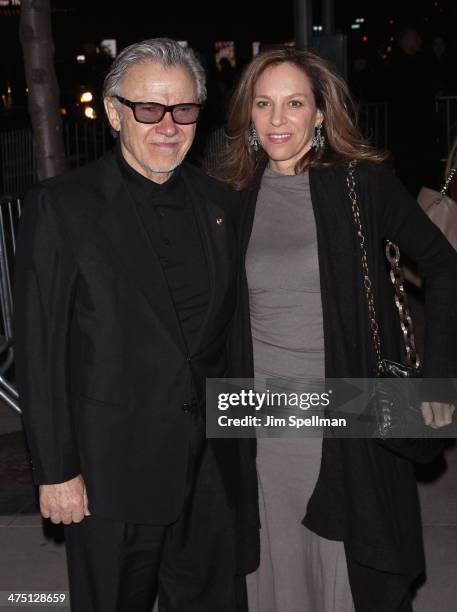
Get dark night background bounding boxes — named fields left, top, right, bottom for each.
left=1, top=0, right=457, bottom=195
left=2, top=0, right=457, bottom=100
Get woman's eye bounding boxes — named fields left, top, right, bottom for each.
left=256, top=100, right=269, bottom=108
left=289, top=100, right=303, bottom=108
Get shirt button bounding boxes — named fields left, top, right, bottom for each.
left=182, top=402, right=191, bottom=413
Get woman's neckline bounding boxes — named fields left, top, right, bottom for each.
left=263, top=166, right=309, bottom=180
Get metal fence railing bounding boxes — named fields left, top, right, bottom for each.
left=0, top=195, right=21, bottom=415
left=358, top=101, right=389, bottom=150
left=0, top=128, right=36, bottom=197
left=435, top=96, right=457, bottom=159
left=0, top=118, right=114, bottom=198
left=63, top=118, right=113, bottom=170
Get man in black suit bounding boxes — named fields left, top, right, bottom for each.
left=14, top=38, right=258, bottom=611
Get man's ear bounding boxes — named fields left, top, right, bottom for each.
left=104, top=97, right=121, bottom=133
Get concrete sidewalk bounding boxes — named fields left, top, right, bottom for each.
left=413, top=441, right=457, bottom=612
left=0, top=515, right=69, bottom=612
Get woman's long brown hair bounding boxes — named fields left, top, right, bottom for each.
left=214, top=47, right=387, bottom=190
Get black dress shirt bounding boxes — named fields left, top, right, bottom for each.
left=115, top=143, right=209, bottom=354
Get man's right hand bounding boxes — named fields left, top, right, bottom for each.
left=39, top=474, right=90, bottom=525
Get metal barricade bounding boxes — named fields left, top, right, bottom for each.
left=0, top=195, right=21, bottom=414
left=435, top=95, right=457, bottom=160
left=0, top=119, right=113, bottom=198
left=0, top=128, right=36, bottom=197
left=358, top=101, right=389, bottom=150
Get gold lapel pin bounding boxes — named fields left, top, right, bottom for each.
left=216, top=216, right=224, bottom=225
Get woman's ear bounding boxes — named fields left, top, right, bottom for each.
left=315, top=109, right=324, bottom=127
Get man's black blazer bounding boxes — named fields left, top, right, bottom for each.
left=14, top=148, right=242, bottom=526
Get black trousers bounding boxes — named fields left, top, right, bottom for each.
left=64, top=423, right=237, bottom=612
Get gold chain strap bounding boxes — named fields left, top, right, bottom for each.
left=347, top=161, right=383, bottom=373
left=346, top=160, right=420, bottom=372
left=384, top=242, right=420, bottom=368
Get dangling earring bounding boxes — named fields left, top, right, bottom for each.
left=248, top=122, right=260, bottom=152
left=312, top=122, right=325, bottom=151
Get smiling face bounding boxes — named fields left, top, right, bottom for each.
left=251, top=62, right=323, bottom=175
left=104, top=61, right=198, bottom=183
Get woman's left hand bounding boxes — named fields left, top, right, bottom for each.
left=420, top=402, right=456, bottom=428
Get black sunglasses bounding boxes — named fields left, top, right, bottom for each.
left=115, top=96, right=202, bottom=125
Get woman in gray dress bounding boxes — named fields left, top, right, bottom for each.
left=217, top=48, right=457, bottom=611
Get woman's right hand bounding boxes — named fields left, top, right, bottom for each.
left=420, top=401, right=455, bottom=428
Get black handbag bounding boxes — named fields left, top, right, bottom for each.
left=347, top=160, right=445, bottom=463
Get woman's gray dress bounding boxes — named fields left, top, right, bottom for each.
left=245, top=167, right=355, bottom=612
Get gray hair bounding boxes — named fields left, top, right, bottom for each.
left=103, top=38, right=206, bottom=103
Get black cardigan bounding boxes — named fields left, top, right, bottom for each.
left=231, top=160, right=457, bottom=580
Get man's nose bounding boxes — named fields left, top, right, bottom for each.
left=156, top=110, right=179, bottom=136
